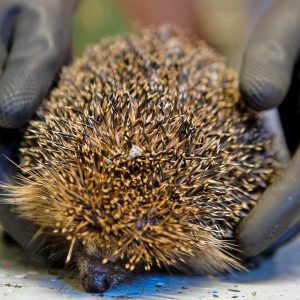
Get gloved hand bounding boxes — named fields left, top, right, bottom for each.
left=0, top=0, right=78, bottom=248
left=238, top=0, right=300, bottom=256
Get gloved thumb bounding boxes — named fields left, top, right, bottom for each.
left=0, top=2, right=73, bottom=129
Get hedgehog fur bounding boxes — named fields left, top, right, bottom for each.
left=2, top=27, right=280, bottom=292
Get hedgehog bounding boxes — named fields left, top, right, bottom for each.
left=1, top=27, right=281, bottom=293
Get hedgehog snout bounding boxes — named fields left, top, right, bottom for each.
left=80, top=263, right=130, bottom=293
left=81, top=268, right=114, bottom=293
left=78, top=252, right=131, bottom=293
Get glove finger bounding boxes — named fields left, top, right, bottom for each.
left=0, top=4, right=72, bottom=129
left=0, top=6, right=20, bottom=71
left=237, top=146, right=300, bottom=256
left=240, top=0, right=300, bottom=111
left=262, top=221, right=300, bottom=256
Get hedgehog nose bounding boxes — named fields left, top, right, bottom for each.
left=81, top=270, right=112, bottom=293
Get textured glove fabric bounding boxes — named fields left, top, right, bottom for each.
left=0, top=0, right=77, bottom=250
left=238, top=0, right=300, bottom=256
left=0, top=0, right=77, bottom=128
left=238, top=147, right=300, bottom=256
left=240, top=0, right=300, bottom=111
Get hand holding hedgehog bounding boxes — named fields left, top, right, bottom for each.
left=0, top=0, right=299, bottom=294
left=0, top=0, right=77, bottom=246
left=0, top=26, right=283, bottom=293
left=238, top=0, right=300, bottom=256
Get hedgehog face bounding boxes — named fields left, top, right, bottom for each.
left=77, top=247, right=131, bottom=293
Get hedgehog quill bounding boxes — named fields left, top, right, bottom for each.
left=2, top=27, right=280, bottom=293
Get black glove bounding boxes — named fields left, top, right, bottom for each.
left=238, top=0, right=300, bottom=256
left=0, top=0, right=78, bottom=248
